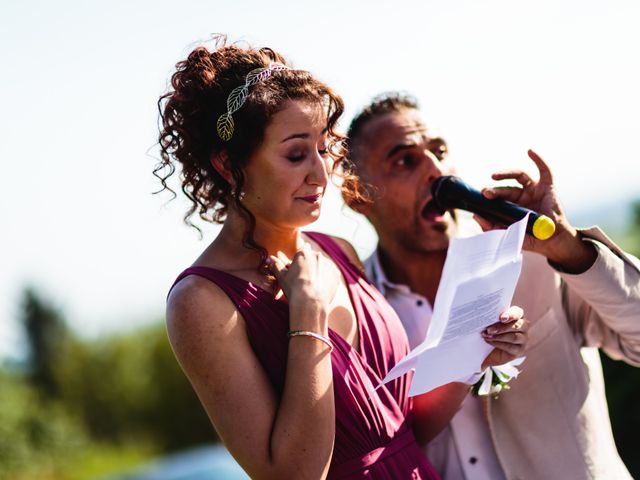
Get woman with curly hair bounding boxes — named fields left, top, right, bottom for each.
left=157, top=37, right=527, bottom=479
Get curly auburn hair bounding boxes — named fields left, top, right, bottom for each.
left=154, top=36, right=365, bottom=269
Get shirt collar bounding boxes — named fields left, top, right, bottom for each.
left=369, top=214, right=480, bottom=296
left=369, top=248, right=414, bottom=296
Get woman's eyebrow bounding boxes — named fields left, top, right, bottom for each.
left=281, top=132, right=310, bottom=143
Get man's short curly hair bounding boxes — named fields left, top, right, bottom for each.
left=346, top=92, right=419, bottom=168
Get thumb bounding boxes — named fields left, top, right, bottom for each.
left=267, top=255, right=288, bottom=281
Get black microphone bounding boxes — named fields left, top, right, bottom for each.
left=431, top=175, right=556, bottom=240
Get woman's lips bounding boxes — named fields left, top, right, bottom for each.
left=299, top=194, right=322, bottom=204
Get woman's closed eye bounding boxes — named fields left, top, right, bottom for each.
left=287, top=147, right=329, bottom=163
left=286, top=150, right=306, bottom=162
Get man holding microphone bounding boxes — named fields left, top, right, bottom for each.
left=344, top=92, right=640, bottom=479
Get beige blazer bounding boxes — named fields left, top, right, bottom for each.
left=485, top=228, right=640, bottom=479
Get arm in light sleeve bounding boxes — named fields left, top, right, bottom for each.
left=559, top=227, right=640, bottom=365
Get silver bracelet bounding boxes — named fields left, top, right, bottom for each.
left=287, top=330, right=334, bottom=353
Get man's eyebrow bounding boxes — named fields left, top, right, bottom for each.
left=386, top=143, right=417, bottom=159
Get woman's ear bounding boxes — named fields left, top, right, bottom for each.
left=210, top=151, right=234, bottom=186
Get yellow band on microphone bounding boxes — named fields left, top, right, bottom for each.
left=532, top=215, right=556, bottom=240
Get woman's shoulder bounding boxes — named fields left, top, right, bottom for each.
left=166, top=273, right=242, bottom=354
left=168, top=272, right=228, bottom=313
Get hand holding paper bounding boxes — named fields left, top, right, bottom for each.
left=381, top=216, right=529, bottom=396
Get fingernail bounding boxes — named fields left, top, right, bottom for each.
left=500, top=313, right=510, bottom=322
left=487, top=326, right=497, bottom=334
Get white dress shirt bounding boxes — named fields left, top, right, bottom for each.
left=365, top=250, right=506, bottom=480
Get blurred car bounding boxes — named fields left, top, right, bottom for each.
left=105, top=443, right=249, bottom=480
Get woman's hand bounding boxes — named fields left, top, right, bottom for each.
left=267, top=243, right=340, bottom=333
left=480, top=306, right=529, bottom=369
left=412, top=306, right=528, bottom=444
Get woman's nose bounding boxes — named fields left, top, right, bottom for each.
left=306, top=151, right=329, bottom=185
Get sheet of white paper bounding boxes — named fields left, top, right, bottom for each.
left=382, top=215, right=528, bottom=396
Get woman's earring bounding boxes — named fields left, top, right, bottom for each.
left=239, top=191, right=246, bottom=200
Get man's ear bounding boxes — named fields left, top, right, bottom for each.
left=210, top=151, right=234, bottom=186
left=345, top=196, right=372, bottom=216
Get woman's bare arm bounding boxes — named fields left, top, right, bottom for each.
left=166, top=274, right=335, bottom=479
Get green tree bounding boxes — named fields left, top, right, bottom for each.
left=630, top=199, right=640, bottom=256
left=19, top=287, right=70, bottom=397
left=53, top=323, right=215, bottom=449
left=4, top=288, right=214, bottom=479
left=600, top=197, right=640, bottom=477
left=0, top=369, right=87, bottom=479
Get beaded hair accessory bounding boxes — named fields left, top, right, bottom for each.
left=216, top=62, right=291, bottom=141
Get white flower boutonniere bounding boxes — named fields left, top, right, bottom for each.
left=471, top=357, right=525, bottom=398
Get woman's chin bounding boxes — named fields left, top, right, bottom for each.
left=291, top=209, right=322, bottom=228
left=309, top=205, right=323, bottom=220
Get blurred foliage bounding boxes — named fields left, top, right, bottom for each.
left=630, top=199, right=640, bottom=256
left=600, top=354, right=640, bottom=477
left=53, top=323, right=214, bottom=449
left=0, top=371, right=151, bottom=479
left=600, top=197, right=640, bottom=477
left=0, top=370, right=86, bottom=478
left=1, top=289, right=215, bottom=479
left=615, top=199, right=640, bottom=257
left=20, top=287, right=70, bottom=397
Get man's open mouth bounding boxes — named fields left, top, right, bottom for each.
left=421, top=198, right=447, bottom=221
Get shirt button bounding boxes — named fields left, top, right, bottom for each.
left=416, top=300, right=424, bottom=306
left=469, top=457, right=478, bottom=465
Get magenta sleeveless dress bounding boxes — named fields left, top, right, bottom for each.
left=171, top=232, right=439, bottom=479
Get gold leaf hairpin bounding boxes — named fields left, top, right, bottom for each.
left=216, top=62, right=290, bottom=142
left=216, top=113, right=234, bottom=142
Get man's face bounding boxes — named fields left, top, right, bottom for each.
left=355, top=108, right=456, bottom=255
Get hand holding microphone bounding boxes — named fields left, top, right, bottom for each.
left=432, top=149, right=598, bottom=273
left=431, top=175, right=556, bottom=240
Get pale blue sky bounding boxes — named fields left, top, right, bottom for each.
left=2, top=0, right=639, bottom=358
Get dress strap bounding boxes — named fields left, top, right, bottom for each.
left=305, top=232, right=361, bottom=280
left=169, top=266, right=238, bottom=298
